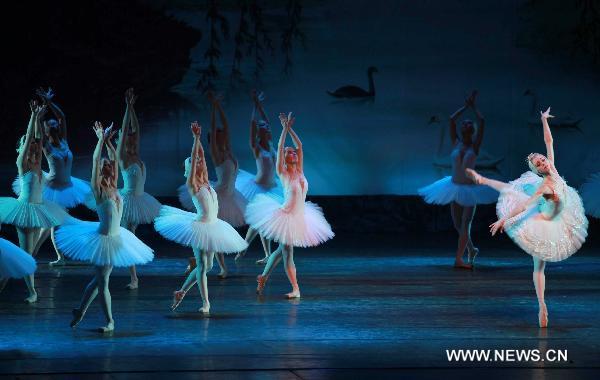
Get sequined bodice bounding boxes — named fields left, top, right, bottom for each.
left=214, top=159, right=237, bottom=193
left=451, top=146, right=476, bottom=184
left=18, top=171, right=44, bottom=204
left=255, top=148, right=276, bottom=187
left=281, top=174, right=308, bottom=213
left=192, top=186, right=219, bottom=223
left=96, top=195, right=123, bottom=236
left=122, top=162, right=145, bottom=195
left=45, top=142, right=73, bottom=187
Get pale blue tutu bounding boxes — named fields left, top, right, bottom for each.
left=0, top=238, right=36, bottom=278
left=12, top=173, right=92, bottom=209
left=419, top=176, right=498, bottom=207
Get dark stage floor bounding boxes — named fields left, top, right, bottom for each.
left=1, top=232, right=599, bottom=379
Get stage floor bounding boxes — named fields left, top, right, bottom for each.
left=1, top=232, right=599, bottom=379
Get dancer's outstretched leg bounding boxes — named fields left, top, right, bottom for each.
left=49, top=227, right=67, bottom=267
left=18, top=227, right=38, bottom=303
left=466, top=169, right=508, bottom=192
left=194, top=248, right=212, bottom=314
left=282, top=245, right=300, bottom=298
left=236, top=227, right=258, bottom=260
left=125, top=224, right=139, bottom=289
left=533, top=258, right=548, bottom=328
left=71, top=276, right=99, bottom=327
left=257, top=244, right=283, bottom=294
left=96, top=265, right=114, bottom=332
left=215, top=253, right=227, bottom=278
left=172, top=264, right=198, bottom=311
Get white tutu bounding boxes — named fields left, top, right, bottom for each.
left=245, top=194, right=334, bottom=247
left=497, top=171, right=588, bottom=262
left=235, top=169, right=283, bottom=201
left=154, top=206, right=248, bottom=253
left=580, top=172, right=600, bottom=218
left=0, top=197, right=68, bottom=228
left=179, top=184, right=248, bottom=227
left=120, top=191, right=162, bottom=225
left=12, top=173, right=92, bottom=209
left=54, top=218, right=154, bottom=267
left=0, top=238, right=36, bottom=278
left=419, top=176, right=498, bottom=206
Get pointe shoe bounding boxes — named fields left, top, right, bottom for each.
left=234, top=251, right=245, bottom=261
left=256, top=256, right=269, bottom=265
left=285, top=290, right=301, bottom=299
left=70, top=308, right=84, bottom=328
left=465, top=168, right=483, bottom=185
left=199, top=304, right=210, bottom=315
left=24, top=292, right=38, bottom=304
left=98, top=321, right=115, bottom=333
left=468, top=248, right=479, bottom=265
left=49, top=258, right=66, bottom=267
left=184, top=257, right=197, bottom=276
left=256, top=275, right=267, bottom=295
left=453, top=260, right=473, bottom=270
left=539, top=305, right=548, bottom=328
left=171, top=290, right=187, bottom=311
left=125, top=279, right=139, bottom=290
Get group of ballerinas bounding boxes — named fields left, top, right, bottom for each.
left=0, top=88, right=334, bottom=332
left=419, top=91, right=592, bottom=328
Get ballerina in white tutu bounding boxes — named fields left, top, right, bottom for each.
left=234, top=91, right=284, bottom=264
left=0, top=100, right=67, bottom=303
left=155, top=122, right=247, bottom=314
left=580, top=172, right=600, bottom=219
left=466, top=107, right=588, bottom=328
left=419, top=91, right=497, bottom=268
left=56, top=122, right=154, bottom=332
left=15, top=88, right=93, bottom=267
left=251, top=113, right=334, bottom=299
left=115, top=88, right=161, bottom=290
left=0, top=225, right=37, bottom=293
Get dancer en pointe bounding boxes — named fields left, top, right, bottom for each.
left=466, top=107, right=588, bottom=328
left=155, top=121, right=247, bottom=314
left=234, top=91, right=283, bottom=264
left=55, top=122, right=153, bottom=332
left=116, top=88, right=161, bottom=290
left=12, top=88, right=92, bottom=267
left=419, top=91, right=497, bottom=269
left=0, top=100, right=67, bottom=303
left=248, top=113, right=334, bottom=299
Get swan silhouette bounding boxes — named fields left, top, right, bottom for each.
left=524, top=89, right=583, bottom=131
left=327, top=67, right=378, bottom=98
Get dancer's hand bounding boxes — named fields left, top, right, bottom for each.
left=191, top=121, right=201, bottom=136
left=125, top=88, right=137, bottom=106
left=489, top=218, right=506, bottom=236
left=93, top=121, right=104, bottom=139
left=540, top=107, right=554, bottom=120
left=104, top=123, right=115, bottom=141
left=36, top=87, right=54, bottom=104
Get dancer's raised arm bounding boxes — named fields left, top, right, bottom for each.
left=187, top=122, right=208, bottom=192
left=276, top=113, right=290, bottom=176
left=286, top=116, right=303, bottom=173
left=489, top=185, right=551, bottom=236
left=91, top=122, right=105, bottom=196
left=117, top=91, right=132, bottom=163
left=105, top=124, right=118, bottom=185
left=128, top=89, right=140, bottom=150
left=449, top=91, right=476, bottom=145
left=37, top=87, right=67, bottom=141
left=17, top=101, right=43, bottom=175
left=540, top=107, right=554, bottom=164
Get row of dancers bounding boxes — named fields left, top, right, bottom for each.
left=0, top=88, right=598, bottom=331
left=0, top=88, right=334, bottom=332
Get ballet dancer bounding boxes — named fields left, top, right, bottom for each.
left=0, top=100, right=67, bottom=303
left=179, top=93, right=248, bottom=279
left=466, top=107, right=588, bottom=327
left=248, top=113, right=334, bottom=299
left=116, top=88, right=161, bottom=290
left=0, top=225, right=37, bottom=294
left=55, top=122, right=154, bottom=332
left=12, top=88, right=93, bottom=267
left=234, top=91, right=283, bottom=264
left=155, top=121, right=247, bottom=314
left=580, top=172, right=600, bottom=219
left=418, top=91, right=497, bottom=268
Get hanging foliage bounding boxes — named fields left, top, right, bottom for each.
left=281, top=0, right=306, bottom=75
left=572, top=0, right=600, bottom=64
left=197, top=0, right=230, bottom=93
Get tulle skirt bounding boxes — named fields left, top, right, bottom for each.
left=235, top=169, right=283, bottom=201
left=120, top=191, right=162, bottom=226
left=55, top=219, right=154, bottom=267
left=12, top=174, right=92, bottom=209
left=178, top=185, right=248, bottom=227
left=154, top=206, right=248, bottom=253
left=0, top=197, right=68, bottom=228
left=0, top=238, right=36, bottom=278
left=245, top=194, right=334, bottom=247
left=497, top=172, right=588, bottom=262
left=580, top=172, right=600, bottom=218
left=177, top=184, right=195, bottom=211
left=418, top=176, right=498, bottom=206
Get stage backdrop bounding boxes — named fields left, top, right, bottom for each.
left=2, top=0, right=599, bottom=196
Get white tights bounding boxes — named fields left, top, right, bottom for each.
left=76, top=265, right=114, bottom=328
left=261, top=244, right=299, bottom=293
